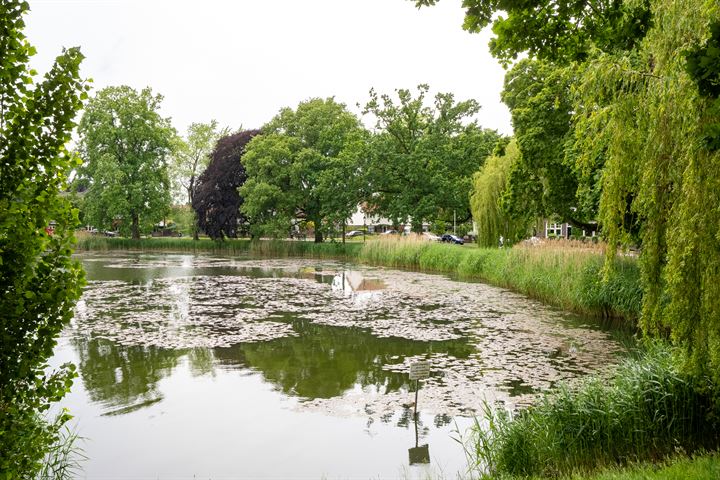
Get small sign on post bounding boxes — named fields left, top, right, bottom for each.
left=409, top=361, right=430, bottom=381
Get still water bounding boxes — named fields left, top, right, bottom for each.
left=51, top=252, right=630, bottom=479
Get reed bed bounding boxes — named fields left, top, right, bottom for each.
left=357, top=236, right=641, bottom=321
left=470, top=344, right=720, bottom=479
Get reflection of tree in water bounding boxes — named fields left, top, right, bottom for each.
left=216, top=319, right=475, bottom=399
left=72, top=320, right=474, bottom=412
left=72, top=336, right=185, bottom=412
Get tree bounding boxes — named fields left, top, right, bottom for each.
left=471, top=140, right=533, bottom=247
left=0, top=0, right=87, bottom=475
left=192, top=130, right=260, bottom=240
left=171, top=121, right=228, bottom=239
left=362, top=85, right=500, bottom=232
left=412, top=0, right=652, bottom=64
left=573, top=0, right=720, bottom=380
left=78, top=86, right=176, bottom=239
left=501, top=59, right=598, bottom=231
left=240, top=98, right=368, bottom=243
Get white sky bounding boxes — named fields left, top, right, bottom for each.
left=25, top=0, right=512, bottom=137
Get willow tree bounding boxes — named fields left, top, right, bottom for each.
left=420, top=0, right=720, bottom=380
left=573, top=0, right=720, bottom=379
left=470, top=140, right=532, bottom=247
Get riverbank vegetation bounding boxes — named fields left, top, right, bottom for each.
left=469, top=344, right=719, bottom=479
left=415, top=0, right=720, bottom=476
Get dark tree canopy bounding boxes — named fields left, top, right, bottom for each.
left=193, top=130, right=260, bottom=240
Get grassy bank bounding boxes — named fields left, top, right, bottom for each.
left=358, top=237, right=641, bottom=320
left=470, top=345, right=720, bottom=479
left=76, top=235, right=641, bottom=321
left=567, top=453, right=720, bottom=480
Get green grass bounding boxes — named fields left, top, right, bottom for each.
left=357, top=237, right=641, bottom=321
left=470, top=344, right=720, bottom=479
left=76, top=235, right=642, bottom=321
left=565, top=453, right=720, bottom=480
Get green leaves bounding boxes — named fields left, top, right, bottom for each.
left=362, top=85, right=499, bottom=232
left=0, top=1, right=87, bottom=475
left=77, top=86, right=176, bottom=239
left=241, top=98, right=367, bottom=242
left=413, top=0, right=652, bottom=64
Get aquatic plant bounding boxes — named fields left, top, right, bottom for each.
left=469, top=344, right=720, bottom=478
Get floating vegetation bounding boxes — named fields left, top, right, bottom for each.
left=71, top=253, right=629, bottom=418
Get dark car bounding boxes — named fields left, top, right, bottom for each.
left=441, top=234, right=464, bottom=245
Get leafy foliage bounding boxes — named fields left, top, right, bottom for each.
left=171, top=120, right=228, bottom=205
left=193, top=130, right=260, bottom=240
left=362, top=85, right=500, bottom=232
left=240, top=98, right=367, bottom=242
left=78, top=86, right=176, bottom=239
left=0, top=0, right=87, bottom=475
left=412, top=0, right=652, bottom=64
left=171, top=121, right=228, bottom=239
left=470, top=140, right=533, bottom=247
left=685, top=21, right=720, bottom=150
left=502, top=59, right=599, bottom=230
left=571, top=0, right=720, bottom=381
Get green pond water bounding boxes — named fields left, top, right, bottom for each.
left=50, top=252, right=630, bottom=479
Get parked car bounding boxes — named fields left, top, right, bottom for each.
left=441, top=234, right=464, bottom=245
left=381, top=229, right=399, bottom=235
left=423, top=232, right=441, bottom=242
left=346, top=230, right=365, bottom=237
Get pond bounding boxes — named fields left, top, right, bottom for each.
left=51, top=252, right=630, bottom=478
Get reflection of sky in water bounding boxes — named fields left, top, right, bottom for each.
left=55, top=253, right=632, bottom=478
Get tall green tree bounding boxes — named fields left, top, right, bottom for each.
left=573, top=0, right=720, bottom=380
left=362, top=85, right=499, bottom=232
left=78, top=86, right=176, bottom=239
left=240, top=98, right=368, bottom=243
left=0, top=0, right=87, bottom=475
left=171, top=120, right=228, bottom=239
left=501, top=59, right=598, bottom=230
left=471, top=140, right=533, bottom=247
left=412, top=0, right=652, bottom=64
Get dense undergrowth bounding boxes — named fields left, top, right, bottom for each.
left=470, top=344, right=720, bottom=479
left=76, top=235, right=642, bottom=321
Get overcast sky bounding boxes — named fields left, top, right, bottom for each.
left=25, top=0, right=512, bottom=137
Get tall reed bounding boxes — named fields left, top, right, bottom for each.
left=471, top=344, right=720, bottom=478
left=357, top=236, right=641, bottom=321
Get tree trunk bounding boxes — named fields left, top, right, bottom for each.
left=412, top=218, right=423, bottom=234
left=314, top=218, right=323, bottom=243
left=131, top=213, right=140, bottom=240
left=188, top=181, right=200, bottom=241
left=342, top=223, right=346, bottom=244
